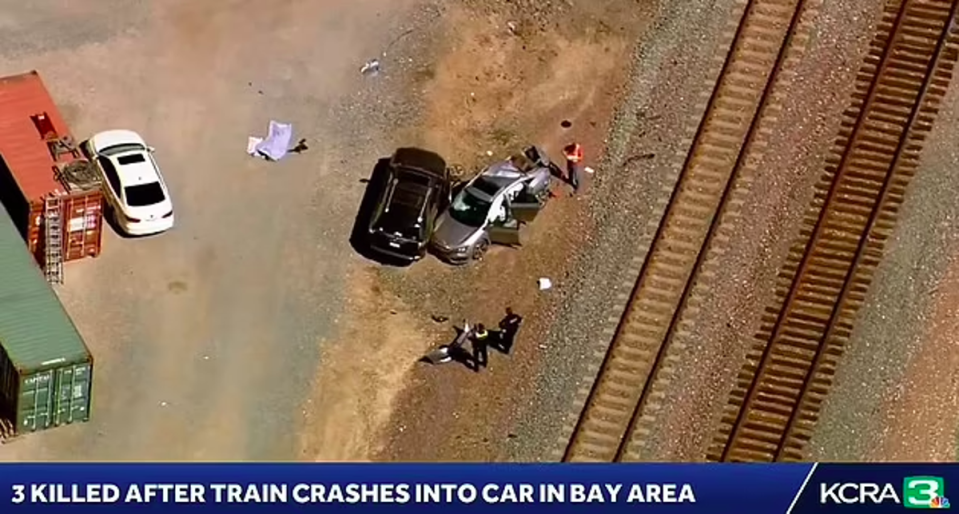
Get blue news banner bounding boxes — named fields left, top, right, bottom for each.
left=0, top=463, right=956, bottom=514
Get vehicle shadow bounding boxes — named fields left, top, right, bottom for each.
left=101, top=208, right=150, bottom=240
left=349, top=158, right=415, bottom=267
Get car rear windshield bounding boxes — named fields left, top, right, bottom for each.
left=124, top=182, right=166, bottom=207
left=117, top=153, right=147, bottom=165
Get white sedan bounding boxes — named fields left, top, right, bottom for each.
left=84, top=130, right=175, bottom=236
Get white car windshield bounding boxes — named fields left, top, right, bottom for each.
left=448, top=188, right=490, bottom=228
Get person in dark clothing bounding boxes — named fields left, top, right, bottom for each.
left=496, top=308, right=523, bottom=354
left=471, top=323, right=490, bottom=372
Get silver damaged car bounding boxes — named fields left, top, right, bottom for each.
left=430, top=146, right=555, bottom=264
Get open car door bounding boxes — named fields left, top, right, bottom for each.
left=509, top=196, right=542, bottom=224
left=488, top=219, right=522, bottom=247
left=488, top=217, right=522, bottom=247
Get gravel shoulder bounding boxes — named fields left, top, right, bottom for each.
left=808, top=55, right=959, bottom=462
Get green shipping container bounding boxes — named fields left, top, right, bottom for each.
left=0, top=204, right=93, bottom=438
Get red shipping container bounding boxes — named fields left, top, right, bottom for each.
left=0, top=71, right=104, bottom=267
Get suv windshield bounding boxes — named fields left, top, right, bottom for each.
left=448, top=188, right=490, bottom=227
left=124, top=182, right=166, bottom=207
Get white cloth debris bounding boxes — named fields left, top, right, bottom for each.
left=586, top=166, right=595, bottom=174
left=246, top=137, right=263, bottom=155
left=538, top=278, right=552, bottom=290
left=250, top=121, right=294, bottom=161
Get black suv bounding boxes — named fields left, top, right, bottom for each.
left=367, top=148, right=450, bottom=262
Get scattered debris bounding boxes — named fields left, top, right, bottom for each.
left=486, top=150, right=494, bottom=157
left=360, top=59, right=381, bottom=76
left=507, top=21, right=518, bottom=35
left=560, top=120, right=572, bottom=128
left=538, top=277, right=552, bottom=290
left=248, top=120, right=294, bottom=161
left=621, top=153, right=656, bottom=168
left=160, top=401, right=168, bottom=407
left=586, top=166, right=595, bottom=174
left=448, top=164, right=468, bottom=180
left=431, top=315, right=450, bottom=323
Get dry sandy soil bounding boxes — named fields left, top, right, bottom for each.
left=0, top=0, right=649, bottom=462
left=0, top=0, right=433, bottom=461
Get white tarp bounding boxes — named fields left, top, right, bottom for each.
left=249, top=120, right=293, bottom=161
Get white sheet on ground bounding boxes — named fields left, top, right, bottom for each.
left=252, top=120, right=293, bottom=161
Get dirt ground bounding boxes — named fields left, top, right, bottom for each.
left=373, top=0, right=651, bottom=461
left=298, top=268, right=432, bottom=461
left=2, top=0, right=955, bottom=464
left=0, top=0, right=432, bottom=461
left=0, top=0, right=649, bottom=462
left=292, top=0, right=648, bottom=462
left=872, top=254, right=959, bottom=462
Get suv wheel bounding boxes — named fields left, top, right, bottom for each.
left=472, top=236, right=490, bottom=261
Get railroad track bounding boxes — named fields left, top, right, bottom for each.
left=707, top=0, right=959, bottom=462
left=560, top=0, right=824, bottom=462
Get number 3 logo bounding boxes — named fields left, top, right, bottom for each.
left=10, top=485, right=24, bottom=504
left=906, top=477, right=941, bottom=507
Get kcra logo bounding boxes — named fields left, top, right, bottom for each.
left=819, top=476, right=950, bottom=509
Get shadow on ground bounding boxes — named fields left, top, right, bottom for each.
left=349, top=158, right=416, bottom=267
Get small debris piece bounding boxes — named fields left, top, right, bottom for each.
left=431, top=315, right=450, bottom=323
left=486, top=150, right=494, bottom=157
left=586, top=166, right=595, bottom=174
left=560, top=120, right=572, bottom=128
left=538, top=277, right=552, bottom=290
left=507, top=21, right=517, bottom=34
left=360, top=59, right=381, bottom=76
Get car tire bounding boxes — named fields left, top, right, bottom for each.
left=472, top=236, right=490, bottom=261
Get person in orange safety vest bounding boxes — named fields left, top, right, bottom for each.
left=563, top=142, right=584, bottom=195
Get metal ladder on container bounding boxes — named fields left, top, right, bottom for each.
left=43, top=195, right=64, bottom=284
